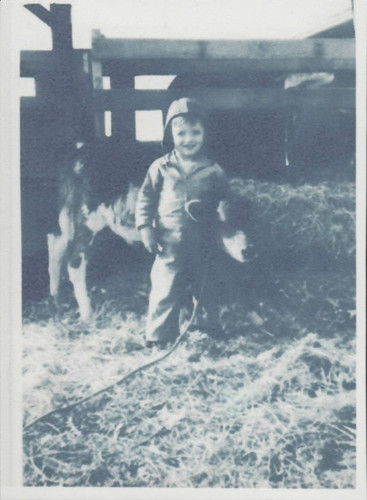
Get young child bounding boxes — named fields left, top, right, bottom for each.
left=135, top=98, right=228, bottom=346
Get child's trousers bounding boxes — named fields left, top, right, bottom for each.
left=146, top=219, right=215, bottom=342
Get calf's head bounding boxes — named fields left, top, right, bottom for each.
left=217, top=200, right=257, bottom=264
left=183, top=197, right=255, bottom=264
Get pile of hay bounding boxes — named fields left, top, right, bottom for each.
left=227, top=179, right=355, bottom=268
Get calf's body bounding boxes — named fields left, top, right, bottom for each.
left=48, top=169, right=249, bottom=322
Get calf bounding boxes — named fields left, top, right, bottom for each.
left=48, top=145, right=251, bottom=321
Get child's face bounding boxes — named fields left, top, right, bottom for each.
left=171, top=117, right=205, bottom=159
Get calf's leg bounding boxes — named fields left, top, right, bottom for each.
left=47, top=232, right=68, bottom=304
left=67, top=253, right=92, bottom=322
left=47, top=233, right=63, bottom=298
left=47, top=207, right=75, bottom=302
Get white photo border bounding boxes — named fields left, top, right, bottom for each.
left=1, top=0, right=366, bottom=498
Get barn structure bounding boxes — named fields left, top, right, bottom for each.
left=20, top=3, right=355, bottom=301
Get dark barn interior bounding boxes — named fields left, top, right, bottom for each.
left=20, top=3, right=355, bottom=304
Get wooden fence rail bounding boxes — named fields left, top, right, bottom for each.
left=21, top=87, right=355, bottom=111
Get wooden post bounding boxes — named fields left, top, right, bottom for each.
left=24, top=3, right=76, bottom=154
left=91, top=59, right=106, bottom=139
left=49, top=4, right=73, bottom=52
left=25, top=4, right=72, bottom=51
left=109, top=68, right=136, bottom=144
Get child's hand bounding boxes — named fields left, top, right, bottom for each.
left=140, top=226, right=158, bottom=254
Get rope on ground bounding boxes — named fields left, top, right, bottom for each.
left=23, top=298, right=200, bottom=433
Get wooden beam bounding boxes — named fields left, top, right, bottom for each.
left=24, top=4, right=52, bottom=27
left=92, top=88, right=355, bottom=111
left=21, top=50, right=88, bottom=76
left=21, top=97, right=69, bottom=111
left=21, top=51, right=54, bottom=77
left=21, top=88, right=355, bottom=112
left=21, top=48, right=355, bottom=80
left=24, top=4, right=72, bottom=51
left=101, top=57, right=354, bottom=75
left=92, top=38, right=355, bottom=68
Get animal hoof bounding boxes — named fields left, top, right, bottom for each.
left=146, top=340, right=172, bottom=350
left=79, top=315, right=91, bottom=324
left=49, top=295, right=62, bottom=319
left=247, top=311, right=265, bottom=327
left=78, top=308, right=92, bottom=323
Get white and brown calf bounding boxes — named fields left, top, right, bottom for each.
left=48, top=167, right=251, bottom=322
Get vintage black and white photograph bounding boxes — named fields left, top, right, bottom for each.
left=1, top=0, right=366, bottom=495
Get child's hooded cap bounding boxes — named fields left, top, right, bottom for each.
left=162, top=97, right=206, bottom=150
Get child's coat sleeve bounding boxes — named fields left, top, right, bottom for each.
left=135, top=161, right=162, bottom=230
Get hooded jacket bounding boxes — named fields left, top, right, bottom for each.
left=135, top=97, right=227, bottom=235
left=135, top=149, right=227, bottom=231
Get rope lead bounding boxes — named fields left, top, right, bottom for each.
left=23, top=284, right=204, bottom=433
